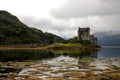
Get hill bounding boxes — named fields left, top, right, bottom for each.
left=0, top=10, right=63, bottom=45
left=98, top=34, right=120, bottom=46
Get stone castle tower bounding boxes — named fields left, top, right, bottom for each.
left=78, top=27, right=90, bottom=41
left=78, top=27, right=97, bottom=44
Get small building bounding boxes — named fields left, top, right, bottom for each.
left=90, top=35, right=97, bottom=44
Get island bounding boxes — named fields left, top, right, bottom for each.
left=47, top=27, right=101, bottom=50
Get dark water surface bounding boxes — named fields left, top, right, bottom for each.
left=0, top=50, right=55, bottom=62
left=0, top=49, right=98, bottom=62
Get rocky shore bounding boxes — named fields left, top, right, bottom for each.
left=0, top=56, right=120, bottom=80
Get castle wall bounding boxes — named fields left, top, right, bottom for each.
left=82, top=31, right=90, bottom=40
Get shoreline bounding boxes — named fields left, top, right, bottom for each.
left=0, top=46, right=47, bottom=50
left=0, top=45, right=101, bottom=50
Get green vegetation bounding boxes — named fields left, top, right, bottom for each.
left=63, top=39, right=92, bottom=45
left=49, top=42, right=82, bottom=47
left=47, top=39, right=100, bottom=50
left=48, top=42, right=84, bottom=50
left=49, top=40, right=92, bottom=47
left=0, top=10, right=63, bottom=45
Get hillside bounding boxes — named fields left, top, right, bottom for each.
left=0, top=10, right=63, bottom=45
left=98, top=34, right=120, bottom=46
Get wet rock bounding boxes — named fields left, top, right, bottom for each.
left=0, top=66, right=19, bottom=73
left=24, top=77, right=42, bottom=80
left=0, top=56, right=120, bottom=80
left=0, top=74, right=7, bottom=80
left=46, top=76, right=65, bottom=80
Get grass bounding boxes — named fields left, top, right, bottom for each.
left=48, top=42, right=83, bottom=47
left=47, top=41, right=101, bottom=50
left=47, top=42, right=86, bottom=50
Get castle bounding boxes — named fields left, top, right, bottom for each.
left=78, top=27, right=97, bottom=44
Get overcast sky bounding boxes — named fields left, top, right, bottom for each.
left=0, top=0, right=120, bottom=39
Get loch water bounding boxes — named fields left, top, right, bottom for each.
left=0, top=46, right=120, bottom=80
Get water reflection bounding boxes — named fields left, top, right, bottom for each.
left=51, top=49, right=98, bottom=58
left=0, top=50, right=55, bottom=62
left=0, top=49, right=98, bottom=62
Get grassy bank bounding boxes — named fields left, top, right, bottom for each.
left=47, top=42, right=101, bottom=50
left=48, top=43, right=83, bottom=47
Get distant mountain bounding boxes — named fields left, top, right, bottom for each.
left=98, top=34, right=120, bottom=46
left=93, top=31, right=119, bottom=39
left=0, top=10, right=63, bottom=45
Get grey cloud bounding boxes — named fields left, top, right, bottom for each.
left=19, top=16, right=62, bottom=31
left=19, top=16, right=77, bottom=38
left=19, top=15, right=120, bottom=39
left=87, top=15, right=120, bottom=32
left=50, top=0, right=120, bottom=18
left=18, top=0, right=120, bottom=39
